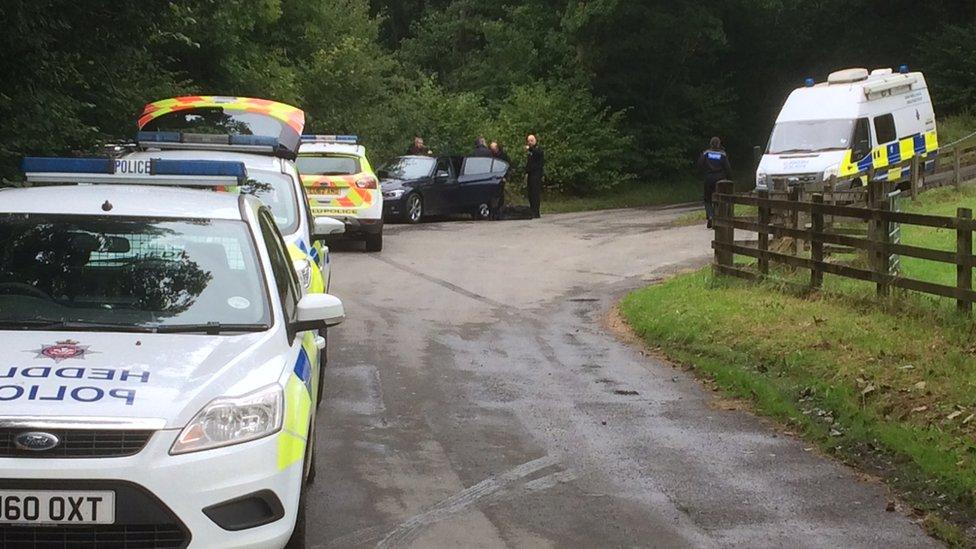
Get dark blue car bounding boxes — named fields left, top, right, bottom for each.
left=380, top=155, right=508, bottom=223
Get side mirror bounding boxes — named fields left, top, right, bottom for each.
left=752, top=145, right=762, bottom=165
left=293, top=293, right=345, bottom=333
left=312, top=217, right=345, bottom=240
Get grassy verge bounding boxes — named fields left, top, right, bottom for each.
left=940, top=112, right=976, bottom=146
left=621, top=271, right=976, bottom=546
left=514, top=180, right=699, bottom=214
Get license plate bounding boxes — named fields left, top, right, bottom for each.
left=0, top=490, right=115, bottom=524
left=309, top=187, right=342, bottom=196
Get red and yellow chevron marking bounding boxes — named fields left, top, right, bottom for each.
left=301, top=175, right=374, bottom=208
left=138, top=96, right=305, bottom=133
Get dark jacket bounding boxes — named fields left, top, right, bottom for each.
left=492, top=147, right=511, bottom=164
left=526, top=145, right=544, bottom=176
left=471, top=144, right=492, bottom=158
left=698, top=148, right=732, bottom=183
left=407, top=144, right=430, bottom=155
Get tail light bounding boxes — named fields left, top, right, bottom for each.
left=355, top=177, right=377, bottom=189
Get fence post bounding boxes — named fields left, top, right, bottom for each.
left=788, top=187, right=800, bottom=258
left=954, top=148, right=962, bottom=190
left=874, top=193, right=891, bottom=298
left=758, top=190, right=770, bottom=276
left=811, top=194, right=824, bottom=289
left=713, top=180, right=735, bottom=275
left=909, top=156, right=919, bottom=200
left=958, top=208, right=973, bottom=313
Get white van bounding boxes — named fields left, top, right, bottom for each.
left=756, top=67, right=938, bottom=191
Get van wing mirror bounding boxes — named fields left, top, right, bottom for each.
left=312, top=217, right=345, bottom=240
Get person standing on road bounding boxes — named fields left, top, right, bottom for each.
left=697, top=136, right=732, bottom=229
left=490, top=141, right=511, bottom=220
left=525, top=134, right=544, bottom=219
left=407, top=136, right=432, bottom=156
left=471, top=137, right=492, bottom=157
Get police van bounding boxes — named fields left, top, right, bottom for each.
left=131, top=96, right=342, bottom=294
left=0, top=157, right=342, bottom=548
left=756, top=66, right=938, bottom=191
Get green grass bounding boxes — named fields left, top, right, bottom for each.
left=621, top=271, right=976, bottom=546
left=521, top=180, right=699, bottom=214
left=898, top=185, right=976, bottom=288
left=940, top=112, right=976, bottom=146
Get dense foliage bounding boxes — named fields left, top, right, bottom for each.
left=1, top=0, right=974, bottom=193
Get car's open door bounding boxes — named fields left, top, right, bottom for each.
left=457, top=157, right=506, bottom=211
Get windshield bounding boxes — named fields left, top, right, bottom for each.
left=378, top=157, right=435, bottom=180
left=297, top=155, right=361, bottom=176
left=768, top=119, right=855, bottom=154
left=0, top=215, right=270, bottom=332
left=245, top=171, right=300, bottom=235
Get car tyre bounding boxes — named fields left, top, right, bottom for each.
left=365, top=229, right=383, bottom=252
left=404, top=194, right=423, bottom=224
left=472, top=203, right=491, bottom=221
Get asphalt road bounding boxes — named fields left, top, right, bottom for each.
left=308, top=206, right=939, bottom=549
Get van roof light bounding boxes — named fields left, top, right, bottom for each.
left=136, top=131, right=281, bottom=154
left=899, top=64, right=909, bottom=74
left=804, top=77, right=815, bottom=87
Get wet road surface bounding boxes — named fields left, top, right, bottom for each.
left=308, top=205, right=939, bottom=548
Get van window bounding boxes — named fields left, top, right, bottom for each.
left=852, top=118, right=871, bottom=160
left=874, top=114, right=897, bottom=144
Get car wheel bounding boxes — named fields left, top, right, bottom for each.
left=404, top=194, right=423, bottom=224
left=285, top=485, right=307, bottom=549
left=365, top=229, right=383, bottom=252
left=472, top=203, right=491, bottom=221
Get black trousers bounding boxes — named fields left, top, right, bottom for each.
left=527, top=173, right=542, bottom=217
left=492, top=179, right=506, bottom=220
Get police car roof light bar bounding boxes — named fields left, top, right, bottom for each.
left=22, top=157, right=248, bottom=186
left=300, top=134, right=359, bottom=144
left=137, top=131, right=281, bottom=154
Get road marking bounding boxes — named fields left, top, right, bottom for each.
left=369, top=255, right=504, bottom=308
left=323, top=454, right=570, bottom=548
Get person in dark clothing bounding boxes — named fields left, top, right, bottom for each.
left=490, top=141, right=511, bottom=220
left=697, top=136, right=732, bottom=229
left=407, top=136, right=431, bottom=155
left=525, top=134, right=544, bottom=218
left=471, top=137, right=492, bottom=157
left=489, top=141, right=510, bottom=164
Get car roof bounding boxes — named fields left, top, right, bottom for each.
left=299, top=143, right=366, bottom=157
left=0, top=185, right=246, bottom=220
left=126, top=149, right=286, bottom=174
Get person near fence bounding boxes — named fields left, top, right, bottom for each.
left=525, top=134, right=545, bottom=218
left=697, top=136, right=732, bottom=229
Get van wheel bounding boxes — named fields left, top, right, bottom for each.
left=472, top=203, right=491, bottom=220
left=285, top=488, right=307, bottom=549
left=403, top=194, right=423, bottom=224
left=365, top=230, right=383, bottom=252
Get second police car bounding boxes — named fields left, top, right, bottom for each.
left=0, top=157, right=341, bottom=548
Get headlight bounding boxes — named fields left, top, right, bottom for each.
left=756, top=172, right=769, bottom=190
left=292, top=258, right=312, bottom=290
left=822, top=164, right=840, bottom=182
left=170, top=384, right=283, bottom=455
left=383, top=189, right=404, bottom=199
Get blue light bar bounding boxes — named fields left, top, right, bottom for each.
left=301, top=134, right=359, bottom=144
left=22, top=157, right=115, bottom=174
left=136, top=131, right=181, bottom=143
left=22, top=156, right=248, bottom=186
left=151, top=159, right=247, bottom=180
left=229, top=135, right=279, bottom=147
left=804, top=77, right=815, bottom=87
left=899, top=64, right=909, bottom=74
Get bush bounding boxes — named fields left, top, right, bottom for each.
left=492, top=81, right=635, bottom=195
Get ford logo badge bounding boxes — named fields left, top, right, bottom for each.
left=14, top=431, right=60, bottom=452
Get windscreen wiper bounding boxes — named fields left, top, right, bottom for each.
left=0, top=320, right=157, bottom=332
left=153, top=322, right=270, bottom=335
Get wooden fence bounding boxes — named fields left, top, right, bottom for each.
left=712, top=180, right=976, bottom=312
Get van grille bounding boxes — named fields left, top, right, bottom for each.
left=0, top=524, right=187, bottom=548
left=0, top=429, right=153, bottom=458
left=770, top=173, right=821, bottom=191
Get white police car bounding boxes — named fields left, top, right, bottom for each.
left=0, top=157, right=342, bottom=548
